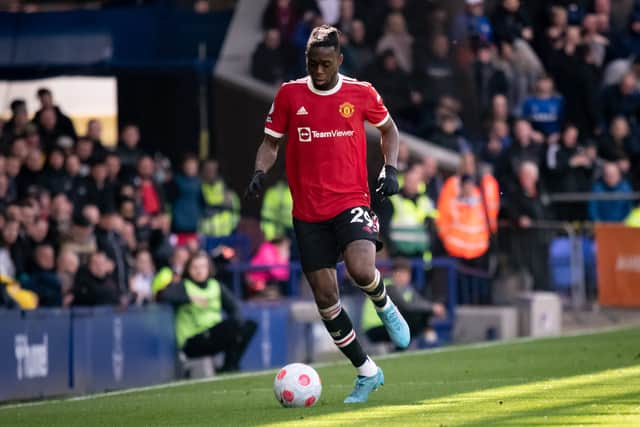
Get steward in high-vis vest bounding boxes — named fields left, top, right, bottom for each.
left=156, top=252, right=257, bottom=372
left=382, top=164, right=437, bottom=259
left=436, top=170, right=499, bottom=260
left=199, top=159, right=241, bottom=238
left=260, top=179, right=293, bottom=241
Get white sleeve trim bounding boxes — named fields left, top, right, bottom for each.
left=371, top=113, right=391, bottom=128
left=264, top=127, right=285, bottom=138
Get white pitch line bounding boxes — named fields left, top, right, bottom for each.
left=1, top=324, right=638, bottom=411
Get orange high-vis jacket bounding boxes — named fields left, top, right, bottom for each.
left=436, top=174, right=500, bottom=259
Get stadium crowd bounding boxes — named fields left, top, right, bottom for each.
left=2, top=0, right=640, bottom=316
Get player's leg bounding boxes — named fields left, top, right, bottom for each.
left=338, top=206, right=410, bottom=349
left=305, top=268, right=384, bottom=403
left=294, top=217, right=381, bottom=403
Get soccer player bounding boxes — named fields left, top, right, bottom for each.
left=246, top=25, right=410, bottom=403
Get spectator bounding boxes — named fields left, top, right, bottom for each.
left=413, top=33, right=457, bottom=108
left=157, top=251, right=257, bottom=372
left=95, top=209, right=130, bottom=297
left=520, top=75, right=564, bottom=141
left=63, top=154, right=85, bottom=203
left=33, top=88, right=77, bottom=142
left=260, top=177, right=293, bottom=242
left=117, top=124, right=144, bottom=182
left=23, top=244, right=61, bottom=307
left=134, top=155, right=165, bottom=216
left=105, top=151, right=123, bottom=191
left=361, top=50, right=420, bottom=129
left=547, top=124, right=595, bottom=220
left=588, top=162, right=634, bottom=222
left=421, top=155, right=444, bottom=204
left=473, top=42, right=509, bottom=114
left=609, top=10, right=640, bottom=60
left=599, top=72, right=640, bottom=132
left=451, top=0, right=493, bottom=46
left=495, top=119, right=544, bottom=192
left=376, top=12, right=413, bottom=74
left=344, top=19, right=373, bottom=77
left=0, top=220, right=19, bottom=279
left=57, top=248, right=79, bottom=306
left=85, top=119, right=107, bottom=158
left=71, top=251, right=121, bottom=306
left=480, top=120, right=511, bottom=167
left=60, top=212, right=97, bottom=265
left=246, top=236, right=291, bottom=296
left=427, top=113, right=470, bottom=153
left=491, top=0, right=533, bottom=44
left=36, top=107, right=62, bottom=152
left=41, top=148, right=67, bottom=195
left=503, top=161, right=550, bottom=290
left=582, top=14, right=609, bottom=67
left=598, top=116, right=635, bottom=174
left=2, top=99, right=29, bottom=145
left=78, top=155, right=116, bottom=213
left=262, top=0, right=306, bottom=42
left=336, top=0, right=356, bottom=35
left=15, top=149, right=44, bottom=199
left=168, top=154, right=203, bottom=246
left=251, top=28, right=288, bottom=84
left=130, top=249, right=155, bottom=306
left=362, top=258, right=446, bottom=348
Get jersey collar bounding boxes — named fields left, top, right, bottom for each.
left=306, top=74, right=343, bottom=96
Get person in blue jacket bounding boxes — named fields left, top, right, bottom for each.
left=168, top=154, right=204, bottom=246
left=521, top=75, right=564, bottom=141
left=588, top=162, right=634, bottom=222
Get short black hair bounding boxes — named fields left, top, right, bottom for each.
left=37, top=87, right=51, bottom=97
left=306, top=25, right=341, bottom=54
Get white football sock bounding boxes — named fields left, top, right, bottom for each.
left=356, top=357, right=378, bottom=377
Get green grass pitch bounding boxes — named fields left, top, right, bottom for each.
left=3, top=327, right=640, bottom=426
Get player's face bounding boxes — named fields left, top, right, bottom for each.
left=306, top=46, right=343, bottom=90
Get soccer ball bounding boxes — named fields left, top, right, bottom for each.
left=273, top=363, right=322, bottom=408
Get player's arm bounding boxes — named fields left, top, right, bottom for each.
left=375, top=116, right=400, bottom=200
left=245, top=134, right=285, bottom=198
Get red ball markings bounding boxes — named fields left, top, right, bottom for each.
left=298, top=374, right=311, bottom=386
left=277, top=369, right=287, bottom=380
left=282, top=390, right=294, bottom=402
left=305, top=396, right=316, bottom=407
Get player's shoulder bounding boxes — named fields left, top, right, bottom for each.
left=341, top=75, right=374, bottom=90
left=278, top=77, right=308, bottom=90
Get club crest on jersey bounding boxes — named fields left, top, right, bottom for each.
left=338, top=102, right=355, bottom=118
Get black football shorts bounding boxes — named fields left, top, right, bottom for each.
left=293, top=206, right=383, bottom=273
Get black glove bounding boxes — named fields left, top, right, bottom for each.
left=244, top=170, right=267, bottom=199
left=375, top=164, right=399, bottom=203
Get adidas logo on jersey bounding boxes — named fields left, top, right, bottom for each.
left=296, top=106, right=309, bottom=115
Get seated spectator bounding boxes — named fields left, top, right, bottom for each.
left=502, top=161, right=550, bottom=290
left=23, top=244, right=61, bottom=307
left=84, top=119, right=108, bottom=159
left=451, top=0, right=493, bottom=46
left=36, top=107, right=62, bottom=153
left=413, top=34, right=457, bottom=108
left=78, top=154, right=116, bottom=213
left=480, top=119, right=511, bottom=167
left=609, top=10, right=640, bottom=60
left=63, top=154, right=85, bottom=203
left=116, top=124, right=144, bottom=182
left=71, top=251, right=122, bottom=306
left=60, top=212, right=97, bottom=265
left=582, top=14, right=609, bottom=67
left=520, top=75, right=564, bottom=142
left=421, top=155, right=444, bottom=204
left=15, top=149, right=44, bottom=199
left=95, top=209, right=130, bottom=296
left=167, top=154, right=203, bottom=246
left=0, top=220, right=19, bottom=280
left=105, top=151, right=123, bottom=191
left=42, top=148, right=67, bottom=195
left=362, top=258, right=446, bottom=348
left=251, top=28, right=288, bottom=84
left=130, top=249, right=155, bottom=306
left=246, top=236, right=291, bottom=296
left=157, top=251, right=257, bottom=372
left=588, top=162, right=634, bottom=222
left=376, top=12, right=413, bottom=74
left=33, top=87, right=76, bottom=141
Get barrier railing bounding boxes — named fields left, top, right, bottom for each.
left=496, top=220, right=592, bottom=310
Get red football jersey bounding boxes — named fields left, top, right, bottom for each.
left=264, top=74, right=390, bottom=222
